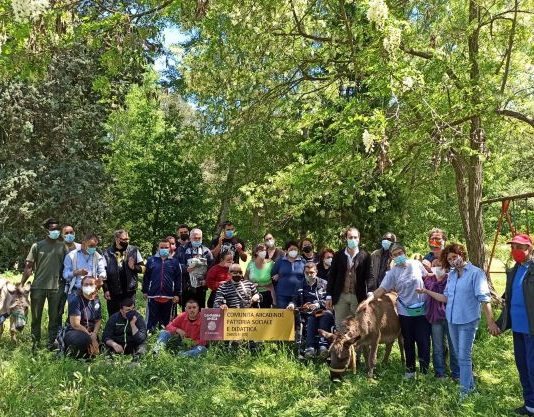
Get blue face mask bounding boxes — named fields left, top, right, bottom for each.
left=87, top=247, right=97, bottom=256
left=159, top=248, right=170, bottom=257
left=191, top=240, right=202, bottom=248
left=64, top=234, right=75, bottom=243
left=225, top=230, right=234, bottom=239
left=381, top=240, right=392, bottom=251
left=394, top=254, right=408, bottom=265
left=347, top=238, right=359, bottom=250
left=49, top=230, right=61, bottom=240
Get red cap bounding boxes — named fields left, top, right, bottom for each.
left=507, top=234, right=533, bottom=246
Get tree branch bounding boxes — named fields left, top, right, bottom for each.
left=499, top=0, right=519, bottom=94
left=496, top=109, right=534, bottom=128
left=289, top=0, right=333, bottom=43
left=399, top=44, right=434, bottom=59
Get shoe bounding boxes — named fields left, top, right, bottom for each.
left=304, top=347, right=316, bottom=359
left=319, top=346, right=329, bottom=359
left=403, top=372, right=416, bottom=380
left=514, top=406, right=534, bottom=416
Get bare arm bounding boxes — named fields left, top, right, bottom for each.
left=69, top=315, right=91, bottom=334
left=20, top=261, right=34, bottom=285
left=417, top=287, right=447, bottom=303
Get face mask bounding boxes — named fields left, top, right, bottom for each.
left=225, top=230, right=234, bottom=239
left=119, top=241, right=128, bottom=249
left=305, top=274, right=316, bottom=284
left=159, top=248, right=170, bottom=257
left=257, top=251, right=267, bottom=259
left=82, top=285, right=95, bottom=296
left=431, top=266, right=446, bottom=278
left=191, top=240, right=202, bottom=248
left=450, top=256, right=464, bottom=269
left=125, top=310, right=136, bottom=320
left=180, top=233, right=189, bottom=241
left=512, top=249, right=528, bottom=264
left=381, top=240, right=392, bottom=251
left=64, top=234, right=75, bottom=243
left=302, top=245, right=313, bottom=254
left=347, top=239, right=359, bottom=250
left=265, top=239, right=275, bottom=248
left=394, top=254, right=407, bottom=266
left=231, top=273, right=243, bottom=282
left=288, top=250, right=298, bottom=258
left=87, top=247, right=97, bottom=256
left=324, top=258, right=333, bottom=267
left=49, top=230, right=61, bottom=240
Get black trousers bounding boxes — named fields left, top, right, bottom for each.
left=399, top=315, right=431, bottom=373
left=181, top=287, right=206, bottom=309
left=64, top=329, right=95, bottom=358
left=146, top=299, right=175, bottom=331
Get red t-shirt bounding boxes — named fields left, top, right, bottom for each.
left=165, top=312, right=206, bottom=346
left=205, top=264, right=230, bottom=291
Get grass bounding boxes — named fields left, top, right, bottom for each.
left=0, top=271, right=522, bottom=417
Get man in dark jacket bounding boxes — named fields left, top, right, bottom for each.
left=103, top=298, right=147, bottom=361
left=495, top=234, right=534, bottom=416
left=142, top=238, right=183, bottom=331
left=103, top=229, right=145, bottom=316
left=288, top=262, right=334, bottom=358
left=369, top=232, right=396, bottom=291
left=326, top=227, right=371, bottom=331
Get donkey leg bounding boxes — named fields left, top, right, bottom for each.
left=367, top=342, right=379, bottom=378
left=382, top=342, right=393, bottom=364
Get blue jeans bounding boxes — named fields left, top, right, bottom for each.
left=156, top=330, right=207, bottom=357
left=513, top=331, right=534, bottom=408
left=431, top=319, right=459, bottom=378
left=448, top=319, right=479, bottom=394
left=276, top=295, right=293, bottom=309
left=305, top=310, right=335, bottom=349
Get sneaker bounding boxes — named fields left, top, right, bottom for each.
left=319, top=346, right=329, bottom=359
left=514, top=406, right=534, bottom=416
left=304, top=347, right=316, bottom=359
left=403, top=372, right=416, bottom=380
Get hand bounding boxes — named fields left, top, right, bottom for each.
left=286, top=304, right=295, bottom=311
left=176, top=329, right=186, bottom=338
left=128, top=258, right=136, bottom=270
left=112, top=342, right=124, bottom=354
left=220, top=304, right=228, bottom=310
left=187, top=266, right=195, bottom=273
left=272, top=274, right=279, bottom=282
left=251, top=294, right=260, bottom=303
left=74, top=268, right=89, bottom=276
left=104, top=291, right=111, bottom=301
left=88, top=340, right=99, bottom=356
left=487, top=320, right=501, bottom=336
left=235, top=243, right=243, bottom=253
left=415, top=288, right=427, bottom=295
left=89, top=332, right=98, bottom=342
left=172, top=296, right=180, bottom=304
left=422, top=260, right=432, bottom=273
left=325, top=299, right=332, bottom=310
left=130, top=315, right=137, bottom=325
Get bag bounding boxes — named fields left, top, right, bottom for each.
left=398, top=299, right=426, bottom=317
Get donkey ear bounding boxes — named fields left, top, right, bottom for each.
left=318, top=329, right=335, bottom=341
left=6, top=283, right=16, bottom=293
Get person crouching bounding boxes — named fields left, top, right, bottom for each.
left=63, top=276, right=101, bottom=358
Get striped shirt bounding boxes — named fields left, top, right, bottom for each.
left=214, top=280, right=259, bottom=308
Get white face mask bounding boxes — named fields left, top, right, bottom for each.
left=288, top=250, right=298, bottom=258
left=265, top=239, right=275, bottom=248
left=82, top=286, right=96, bottom=296
left=431, top=267, right=446, bottom=278
left=257, top=251, right=267, bottom=259
left=324, top=258, right=332, bottom=267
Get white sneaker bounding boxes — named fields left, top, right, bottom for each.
left=404, top=372, right=416, bottom=380
left=304, top=347, right=316, bottom=358
left=319, top=346, right=329, bottom=358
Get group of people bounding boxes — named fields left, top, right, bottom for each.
left=14, top=218, right=534, bottom=414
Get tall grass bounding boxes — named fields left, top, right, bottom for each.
left=0, top=272, right=521, bottom=417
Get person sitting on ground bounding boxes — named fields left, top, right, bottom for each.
left=102, top=298, right=147, bottom=362
left=63, top=276, right=101, bottom=358
left=214, top=264, right=261, bottom=309
left=245, top=244, right=276, bottom=308
left=287, top=262, right=334, bottom=358
left=153, top=299, right=207, bottom=357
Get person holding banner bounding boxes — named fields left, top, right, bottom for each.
left=153, top=299, right=207, bottom=357
left=287, top=262, right=334, bottom=359
left=214, top=264, right=261, bottom=309
left=142, top=238, right=183, bottom=332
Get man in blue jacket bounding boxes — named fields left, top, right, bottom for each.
left=142, top=238, right=183, bottom=331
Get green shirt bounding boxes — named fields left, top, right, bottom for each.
left=26, top=239, right=68, bottom=290
left=247, top=261, right=273, bottom=288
